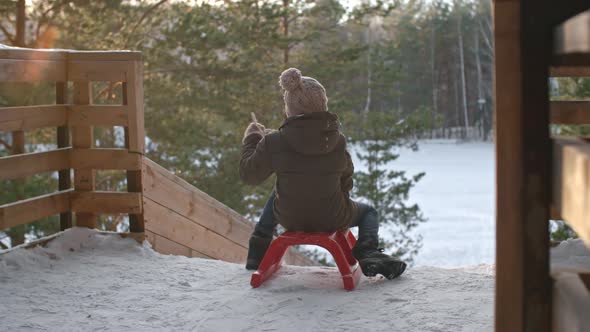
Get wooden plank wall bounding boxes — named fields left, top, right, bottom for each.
left=552, top=138, right=590, bottom=245
left=142, top=158, right=315, bottom=266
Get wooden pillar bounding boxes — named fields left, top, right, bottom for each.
left=56, top=82, right=72, bottom=231
left=123, top=60, right=145, bottom=233
left=494, top=1, right=552, bottom=331
left=72, top=81, right=96, bottom=228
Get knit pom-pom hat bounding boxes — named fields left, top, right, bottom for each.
left=279, top=68, right=328, bottom=117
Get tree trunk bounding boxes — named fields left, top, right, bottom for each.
left=363, top=25, right=372, bottom=118
left=475, top=30, right=484, bottom=140
left=283, top=0, right=289, bottom=66
left=456, top=8, right=469, bottom=133
left=15, top=0, right=25, bottom=47
left=430, top=22, right=438, bottom=137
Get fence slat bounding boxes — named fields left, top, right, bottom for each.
left=68, top=60, right=128, bottom=82
left=550, top=65, right=590, bottom=77
left=56, top=82, right=72, bottom=231
left=550, top=101, right=590, bottom=124
left=0, top=59, right=66, bottom=82
left=71, top=148, right=142, bottom=170
left=68, top=105, right=129, bottom=127
left=143, top=197, right=247, bottom=263
left=0, top=190, right=71, bottom=230
left=0, top=105, right=67, bottom=132
left=142, top=158, right=253, bottom=247
left=72, top=81, right=96, bottom=228
left=70, top=191, right=142, bottom=214
left=553, top=138, right=590, bottom=246
left=125, top=61, right=145, bottom=153
left=0, top=148, right=70, bottom=180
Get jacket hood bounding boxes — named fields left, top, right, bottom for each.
left=279, top=112, right=342, bottom=155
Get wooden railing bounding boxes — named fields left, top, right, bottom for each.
left=0, top=45, right=313, bottom=266
left=549, top=66, right=590, bottom=247
left=0, top=47, right=145, bottom=232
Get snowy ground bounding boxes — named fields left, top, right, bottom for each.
left=0, top=228, right=495, bottom=332
left=352, top=141, right=495, bottom=267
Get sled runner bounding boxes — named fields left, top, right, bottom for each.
left=250, top=229, right=362, bottom=291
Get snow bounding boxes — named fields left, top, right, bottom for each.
left=352, top=141, right=495, bottom=267
left=551, top=239, right=590, bottom=332
left=0, top=228, right=495, bottom=331
left=551, top=238, right=590, bottom=273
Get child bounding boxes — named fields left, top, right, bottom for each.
left=239, top=68, right=406, bottom=279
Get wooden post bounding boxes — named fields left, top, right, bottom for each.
left=72, top=81, right=96, bottom=228
left=56, top=82, right=72, bottom=231
left=123, top=59, right=145, bottom=233
left=494, top=1, right=552, bottom=331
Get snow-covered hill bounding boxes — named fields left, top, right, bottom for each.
left=0, top=228, right=495, bottom=331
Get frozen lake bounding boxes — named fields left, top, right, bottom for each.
left=353, top=141, right=495, bottom=267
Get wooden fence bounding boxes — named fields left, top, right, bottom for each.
left=550, top=68, right=590, bottom=246
left=0, top=47, right=145, bottom=232
left=0, top=45, right=313, bottom=266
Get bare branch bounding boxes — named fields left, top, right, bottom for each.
left=0, top=138, right=12, bottom=150
left=124, top=0, right=169, bottom=49
left=0, top=23, right=15, bottom=44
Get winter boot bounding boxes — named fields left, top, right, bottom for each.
left=245, top=232, right=273, bottom=270
left=352, top=241, right=407, bottom=280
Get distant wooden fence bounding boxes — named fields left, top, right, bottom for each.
left=0, top=45, right=313, bottom=266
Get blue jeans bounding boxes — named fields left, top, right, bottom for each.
left=254, top=191, right=379, bottom=245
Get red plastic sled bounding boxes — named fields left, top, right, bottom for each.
left=250, top=229, right=362, bottom=291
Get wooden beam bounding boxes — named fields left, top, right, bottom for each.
left=122, top=64, right=145, bottom=233
left=68, top=60, right=128, bottom=82
left=0, top=105, right=67, bottom=132
left=68, top=105, right=129, bottom=127
left=0, top=46, right=140, bottom=61
left=56, top=82, right=72, bottom=231
left=0, top=47, right=67, bottom=61
left=67, top=52, right=142, bottom=62
left=494, top=1, right=552, bottom=331
left=124, top=61, right=145, bottom=154
left=72, top=81, right=96, bottom=228
left=554, top=11, right=590, bottom=55
left=550, top=101, right=590, bottom=124
left=142, top=158, right=253, bottom=247
left=70, top=191, right=142, bottom=214
left=143, top=197, right=247, bottom=263
left=0, top=59, right=66, bottom=82
left=70, top=148, right=142, bottom=170
left=0, top=190, right=71, bottom=230
left=550, top=65, right=590, bottom=77
left=0, top=148, right=70, bottom=180
left=553, top=138, right=590, bottom=245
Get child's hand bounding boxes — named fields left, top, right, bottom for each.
left=243, top=122, right=266, bottom=142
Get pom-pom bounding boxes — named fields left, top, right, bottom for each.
left=279, top=68, right=302, bottom=91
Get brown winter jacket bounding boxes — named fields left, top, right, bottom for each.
left=240, top=112, right=358, bottom=232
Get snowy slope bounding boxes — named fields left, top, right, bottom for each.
left=352, top=141, right=495, bottom=267
left=0, top=229, right=495, bottom=331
